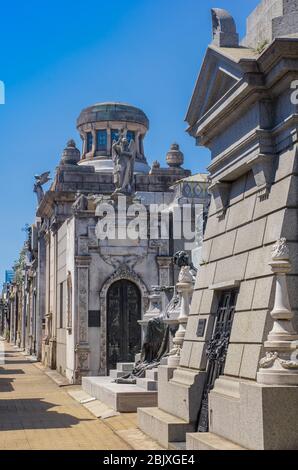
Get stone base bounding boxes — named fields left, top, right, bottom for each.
left=257, top=370, right=298, bottom=385
left=138, top=407, right=194, bottom=449
left=209, top=376, right=298, bottom=450
left=186, top=432, right=245, bottom=450
left=82, top=376, right=157, bottom=412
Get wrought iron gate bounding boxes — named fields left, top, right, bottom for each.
left=197, top=290, right=238, bottom=432
left=107, top=280, right=141, bottom=371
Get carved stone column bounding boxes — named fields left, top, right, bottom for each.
left=257, top=238, right=298, bottom=385
left=91, top=127, right=96, bottom=159
left=107, top=127, right=111, bottom=155
left=74, top=256, right=91, bottom=383
left=168, top=266, right=194, bottom=367
left=80, top=132, right=87, bottom=159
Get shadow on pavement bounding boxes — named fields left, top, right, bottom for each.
left=0, top=398, right=92, bottom=431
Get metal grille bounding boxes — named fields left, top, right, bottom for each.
left=197, top=290, right=238, bottom=432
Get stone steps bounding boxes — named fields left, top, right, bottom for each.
left=145, top=368, right=158, bottom=381
left=136, top=377, right=158, bottom=391
left=138, top=407, right=194, bottom=449
left=186, top=432, right=245, bottom=451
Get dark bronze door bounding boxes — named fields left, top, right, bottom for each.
left=107, top=280, right=141, bottom=371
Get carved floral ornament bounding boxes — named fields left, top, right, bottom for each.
left=259, top=352, right=298, bottom=370
left=271, top=237, right=290, bottom=261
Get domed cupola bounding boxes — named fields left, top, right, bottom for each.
left=76, top=102, right=150, bottom=174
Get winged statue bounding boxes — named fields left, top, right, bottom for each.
left=33, top=171, right=51, bottom=205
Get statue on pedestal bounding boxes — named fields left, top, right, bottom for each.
left=112, top=130, right=136, bottom=196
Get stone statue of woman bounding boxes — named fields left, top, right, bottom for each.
left=112, top=129, right=136, bottom=196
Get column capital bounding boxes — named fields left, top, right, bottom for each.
left=157, top=256, right=172, bottom=268
left=75, top=256, right=92, bottom=267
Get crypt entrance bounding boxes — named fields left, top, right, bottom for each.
left=107, top=279, right=141, bottom=371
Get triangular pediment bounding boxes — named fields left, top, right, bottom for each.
left=186, top=46, right=255, bottom=134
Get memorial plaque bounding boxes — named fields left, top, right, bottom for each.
left=196, top=319, right=207, bottom=337
left=88, top=310, right=101, bottom=327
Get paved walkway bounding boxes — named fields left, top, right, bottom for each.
left=0, top=340, right=130, bottom=450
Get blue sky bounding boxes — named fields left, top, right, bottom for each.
left=0, top=0, right=260, bottom=279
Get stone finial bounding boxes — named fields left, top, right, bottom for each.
left=166, top=143, right=184, bottom=168
left=211, top=8, right=239, bottom=47
left=61, top=139, right=80, bottom=165
left=151, top=160, right=160, bottom=170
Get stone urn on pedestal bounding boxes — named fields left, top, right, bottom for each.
left=167, top=264, right=194, bottom=367
left=257, top=238, right=298, bottom=385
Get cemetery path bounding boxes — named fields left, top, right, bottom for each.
left=0, top=340, right=130, bottom=450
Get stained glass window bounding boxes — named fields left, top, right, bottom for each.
left=96, top=129, right=107, bottom=151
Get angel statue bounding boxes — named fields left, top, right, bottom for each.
left=112, top=129, right=136, bottom=196
left=33, top=171, right=51, bottom=205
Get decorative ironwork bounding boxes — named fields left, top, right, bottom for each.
left=197, top=290, right=238, bottom=432
left=107, top=280, right=141, bottom=371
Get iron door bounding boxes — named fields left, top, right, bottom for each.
left=107, top=280, right=141, bottom=371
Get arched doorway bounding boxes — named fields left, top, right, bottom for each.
left=107, top=279, right=141, bottom=371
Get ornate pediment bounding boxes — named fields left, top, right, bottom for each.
left=186, top=46, right=252, bottom=137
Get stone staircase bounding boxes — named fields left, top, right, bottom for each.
left=136, top=367, right=158, bottom=391
left=138, top=364, right=205, bottom=448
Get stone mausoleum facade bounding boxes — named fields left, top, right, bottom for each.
left=27, top=102, right=209, bottom=384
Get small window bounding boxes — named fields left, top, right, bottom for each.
left=126, top=130, right=135, bottom=143
left=86, top=132, right=92, bottom=152
left=96, top=129, right=107, bottom=151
